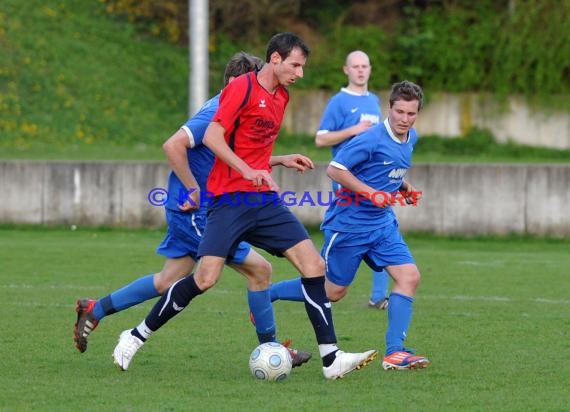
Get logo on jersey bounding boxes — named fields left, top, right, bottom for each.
left=351, top=107, right=358, bottom=113
left=388, top=168, right=407, bottom=179
left=360, top=113, right=380, bottom=124
left=383, top=161, right=394, bottom=165
left=259, top=99, right=266, bottom=108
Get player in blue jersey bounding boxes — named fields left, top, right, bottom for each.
left=270, top=51, right=390, bottom=309
left=323, top=80, right=429, bottom=370
left=73, top=51, right=311, bottom=369
left=267, top=80, right=429, bottom=370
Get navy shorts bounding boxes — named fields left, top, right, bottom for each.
left=156, top=208, right=250, bottom=264
left=198, top=192, right=309, bottom=259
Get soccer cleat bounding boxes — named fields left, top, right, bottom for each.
left=74, top=298, right=99, bottom=353
left=322, top=349, right=378, bottom=380
left=368, top=297, right=389, bottom=310
left=382, top=351, right=429, bottom=370
left=282, top=339, right=312, bottom=368
left=113, top=330, right=144, bottom=371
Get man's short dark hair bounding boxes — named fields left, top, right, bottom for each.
left=265, top=32, right=310, bottom=63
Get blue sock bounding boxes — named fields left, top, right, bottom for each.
left=248, top=289, right=276, bottom=343
left=370, top=270, right=389, bottom=303
left=269, top=278, right=304, bottom=302
left=385, top=292, right=414, bottom=355
left=92, top=274, right=159, bottom=321
left=301, top=276, right=337, bottom=344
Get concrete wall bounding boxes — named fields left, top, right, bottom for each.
left=285, top=90, right=570, bottom=149
left=1, top=160, right=569, bottom=236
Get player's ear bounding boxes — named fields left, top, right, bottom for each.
left=270, top=51, right=282, bottom=64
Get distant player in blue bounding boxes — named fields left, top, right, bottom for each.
left=268, top=80, right=429, bottom=370
left=73, top=52, right=311, bottom=369
left=272, top=51, right=390, bottom=309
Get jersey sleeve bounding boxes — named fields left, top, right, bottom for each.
left=330, top=128, right=375, bottom=170
left=181, top=95, right=219, bottom=148
left=212, top=74, right=250, bottom=138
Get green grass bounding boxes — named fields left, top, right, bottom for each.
left=1, top=226, right=569, bottom=411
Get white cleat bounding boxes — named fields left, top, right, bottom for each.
left=113, top=330, right=144, bottom=371
left=322, top=349, right=378, bottom=380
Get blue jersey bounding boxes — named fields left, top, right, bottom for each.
left=321, top=118, right=418, bottom=233
left=317, top=88, right=381, bottom=157
left=164, top=94, right=220, bottom=220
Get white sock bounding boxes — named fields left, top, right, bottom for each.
left=134, top=320, right=153, bottom=340
left=318, top=343, right=339, bottom=358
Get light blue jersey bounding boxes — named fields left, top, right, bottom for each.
left=317, top=88, right=381, bottom=157
left=321, top=118, right=418, bottom=233
left=164, top=94, right=220, bottom=219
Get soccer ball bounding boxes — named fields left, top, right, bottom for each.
left=249, top=342, right=292, bottom=381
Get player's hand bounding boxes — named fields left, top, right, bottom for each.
left=400, top=181, right=422, bottom=205
left=279, top=154, right=314, bottom=173
left=243, top=169, right=280, bottom=191
left=178, top=189, right=200, bottom=212
left=353, top=120, right=374, bottom=135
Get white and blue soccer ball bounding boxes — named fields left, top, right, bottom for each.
left=249, top=342, right=292, bottom=381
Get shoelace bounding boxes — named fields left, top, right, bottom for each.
left=122, top=335, right=143, bottom=359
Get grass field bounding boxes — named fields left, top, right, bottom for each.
left=1, top=226, right=569, bottom=411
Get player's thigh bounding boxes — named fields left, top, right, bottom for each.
left=321, top=230, right=367, bottom=287
left=365, top=222, right=415, bottom=271
left=228, top=244, right=272, bottom=282
left=282, top=238, right=324, bottom=278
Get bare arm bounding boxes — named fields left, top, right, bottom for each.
left=315, top=120, right=374, bottom=148
left=203, top=122, right=278, bottom=190
left=162, top=128, right=200, bottom=211
left=270, top=154, right=314, bottom=173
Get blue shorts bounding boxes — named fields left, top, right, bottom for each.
left=156, top=209, right=250, bottom=264
left=198, top=192, right=309, bottom=259
left=321, top=219, right=414, bottom=287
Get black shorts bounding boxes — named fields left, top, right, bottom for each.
left=197, top=192, right=309, bottom=259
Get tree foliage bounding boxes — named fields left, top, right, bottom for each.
left=100, top=0, right=570, bottom=107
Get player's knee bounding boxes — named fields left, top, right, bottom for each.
left=154, top=271, right=185, bottom=294
left=194, top=269, right=220, bottom=291
left=257, top=259, right=272, bottom=277
left=327, top=287, right=346, bottom=302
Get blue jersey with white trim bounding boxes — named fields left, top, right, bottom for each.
left=321, top=118, right=418, bottom=233
left=164, top=94, right=220, bottom=219
left=317, top=88, right=381, bottom=157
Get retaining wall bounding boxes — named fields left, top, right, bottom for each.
left=1, top=160, right=569, bottom=236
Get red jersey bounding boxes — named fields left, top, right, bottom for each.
left=207, top=71, right=289, bottom=196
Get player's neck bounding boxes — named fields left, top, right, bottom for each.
left=257, top=66, right=278, bottom=94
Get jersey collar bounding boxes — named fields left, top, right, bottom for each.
left=384, top=118, right=409, bottom=144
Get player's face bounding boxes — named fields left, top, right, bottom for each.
left=274, top=48, right=306, bottom=87
left=388, top=99, right=420, bottom=139
left=344, top=56, right=371, bottom=88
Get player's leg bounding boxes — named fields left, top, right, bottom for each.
left=283, top=238, right=377, bottom=379
left=113, top=198, right=252, bottom=370
left=269, top=278, right=304, bottom=302
left=74, top=209, right=198, bottom=353
left=367, top=223, right=428, bottom=370
left=369, top=269, right=390, bottom=309
left=228, top=246, right=275, bottom=342
left=113, top=256, right=224, bottom=371
left=229, top=246, right=312, bottom=368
